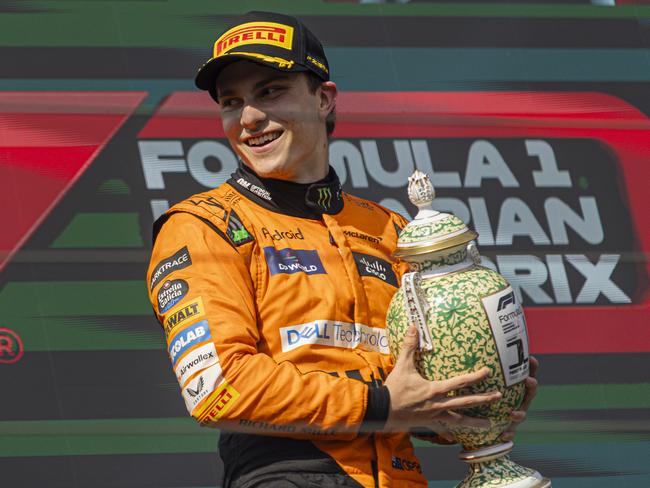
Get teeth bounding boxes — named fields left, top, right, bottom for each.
left=247, top=131, right=281, bottom=147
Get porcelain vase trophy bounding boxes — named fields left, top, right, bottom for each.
left=386, top=171, right=550, bottom=488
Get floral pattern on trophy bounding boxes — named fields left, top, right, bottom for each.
left=388, top=265, right=525, bottom=448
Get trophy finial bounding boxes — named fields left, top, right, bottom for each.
left=408, top=170, right=438, bottom=219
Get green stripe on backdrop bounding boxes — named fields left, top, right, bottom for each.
left=1, top=1, right=649, bottom=48
left=0, top=417, right=647, bottom=457
left=7, top=316, right=163, bottom=350
left=0, top=418, right=218, bottom=457
left=51, top=213, right=144, bottom=248
left=0, top=281, right=149, bottom=317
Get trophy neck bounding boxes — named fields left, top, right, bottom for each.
left=407, top=244, right=468, bottom=272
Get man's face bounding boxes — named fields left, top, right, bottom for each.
left=215, top=61, right=335, bottom=183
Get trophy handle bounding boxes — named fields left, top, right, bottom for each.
left=401, top=272, right=434, bottom=351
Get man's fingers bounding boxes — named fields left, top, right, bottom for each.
left=519, top=376, right=538, bottom=412
left=435, top=367, right=490, bottom=394
left=529, top=355, right=539, bottom=378
left=396, top=325, right=419, bottom=366
left=509, top=410, right=526, bottom=423
left=436, top=390, right=501, bottom=410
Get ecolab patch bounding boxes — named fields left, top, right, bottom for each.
left=482, top=286, right=530, bottom=387
left=181, top=362, right=224, bottom=414
left=157, top=279, right=188, bottom=314
left=164, top=297, right=205, bottom=336
left=214, top=21, right=294, bottom=57
left=168, top=320, right=211, bottom=366
left=150, top=246, right=192, bottom=290
left=175, top=342, right=218, bottom=387
left=279, top=320, right=389, bottom=354
left=264, top=247, right=326, bottom=276
left=226, top=209, right=254, bottom=246
left=353, top=252, right=398, bottom=287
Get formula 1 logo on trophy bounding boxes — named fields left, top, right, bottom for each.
left=386, top=171, right=550, bottom=488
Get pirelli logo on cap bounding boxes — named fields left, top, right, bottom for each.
left=214, top=22, right=294, bottom=57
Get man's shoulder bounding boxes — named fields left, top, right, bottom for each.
left=171, top=182, right=243, bottom=218
left=152, top=183, right=249, bottom=245
left=343, top=192, right=409, bottom=226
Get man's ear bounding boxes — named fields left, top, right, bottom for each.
left=318, top=81, right=337, bottom=118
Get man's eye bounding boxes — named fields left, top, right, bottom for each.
left=262, top=86, right=283, bottom=97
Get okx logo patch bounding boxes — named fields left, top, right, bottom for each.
left=353, top=252, right=398, bottom=287
left=264, top=247, right=326, bottom=276
left=226, top=210, right=254, bottom=246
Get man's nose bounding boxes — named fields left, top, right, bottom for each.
left=240, top=103, right=266, bottom=130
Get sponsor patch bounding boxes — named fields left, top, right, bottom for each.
left=150, top=246, right=192, bottom=290
left=226, top=209, right=254, bottom=246
left=175, top=342, right=219, bottom=387
left=214, top=21, right=294, bottom=57
left=198, top=383, right=240, bottom=425
left=164, top=297, right=205, bottom=336
left=279, top=320, right=389, bottom=354
left=392, top=456, right=422, bottom=473
left=353, top=252, right=398, bottom=287
left=261, top=227, right=304, bottom=241
left=481, top=286, right=530, bottom=386
left=181, top=362, right=224, bottom=414
left=264, top=247, right=326, bottom=276
left=168, top=320, right=211, bottom=365
left=343, top=229, right=382, bottom=246
left=157, top=279, right=189, bottom=314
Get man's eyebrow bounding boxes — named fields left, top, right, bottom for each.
left=217, top=75, right=291, bottom=99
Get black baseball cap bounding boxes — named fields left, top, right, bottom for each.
left=195, top=11, right=330, bottom=101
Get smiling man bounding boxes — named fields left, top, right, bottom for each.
left=147, top=11, right=536, bottom=488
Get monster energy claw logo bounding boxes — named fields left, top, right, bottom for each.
left=317, top=187, right=332, bottom=209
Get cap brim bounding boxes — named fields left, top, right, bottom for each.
left=195, top=53, right=308, bottom=92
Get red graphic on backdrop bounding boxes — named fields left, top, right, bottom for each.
left=0, top=92, right=147, bottom=272
left=140, top=91, right=650, bottom=354
left=0, top=327, right=24, bottom=364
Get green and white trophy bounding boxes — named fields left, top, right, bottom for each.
left=386, top=171, right=551, bottom=488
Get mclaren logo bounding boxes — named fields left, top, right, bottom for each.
left=317, top=187, right=332, bottom=209
left=497, top=291, right=516, bottom=311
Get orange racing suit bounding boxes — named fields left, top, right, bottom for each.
left=146, top=165, right=427, bottom=487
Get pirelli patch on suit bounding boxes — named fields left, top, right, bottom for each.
left=198, top=382, right=240, bottom=424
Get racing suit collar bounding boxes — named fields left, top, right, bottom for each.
left=228, top=164, right=344, bottom=219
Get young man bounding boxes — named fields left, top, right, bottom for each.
left=147, top=11, right=536, bottom=488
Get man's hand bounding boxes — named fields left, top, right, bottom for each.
left=383, top=325, right=502, bottom=432
left=499, top=355, right=539, bottom=442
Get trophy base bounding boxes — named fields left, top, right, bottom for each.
left=456, top=443, right=551, bottom=488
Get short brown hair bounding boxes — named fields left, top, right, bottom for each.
left=305, top=72, right=336, bottom=137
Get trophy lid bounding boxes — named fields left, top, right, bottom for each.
left=394, top=171, right=477, bottom=258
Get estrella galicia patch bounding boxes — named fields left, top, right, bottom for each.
left=353, top=252, right=398, bottom=287
left=157, top=279, right=189, bottom=314
left=150, top=246, right=192, bottom=290
left=264, top=247, right=326, bottom=276
left=226, top=210, right=254, bottom=246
